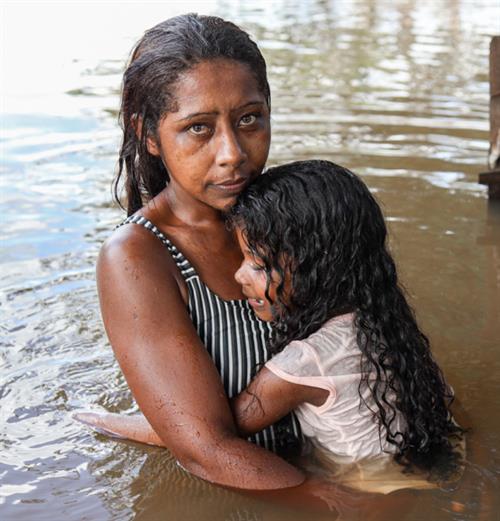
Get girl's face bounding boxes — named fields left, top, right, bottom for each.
left=234, top=228, right=282, bottom=322
left=147, top=59, right=271, bottom=212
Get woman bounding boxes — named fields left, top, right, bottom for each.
left=81, top=14, right=304, bottom=490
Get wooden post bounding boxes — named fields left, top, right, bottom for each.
left=479, top=36, right=500, bottom=199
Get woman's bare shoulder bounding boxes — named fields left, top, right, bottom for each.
left=97, top=219, right=187, bottom=301
left=100, top=219, right=161, bottom=253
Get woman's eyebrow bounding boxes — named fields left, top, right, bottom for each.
left=176, top=111, right=217, bottom=122
left=176, top=101, right=265, bottom=122
left=232, top=101, right=266, bottom=112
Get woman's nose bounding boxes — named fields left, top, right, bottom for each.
left=216, top=127, right=247, bottom=168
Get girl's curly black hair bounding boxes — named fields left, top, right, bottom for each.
left=228, top=159, right=463, bottom=478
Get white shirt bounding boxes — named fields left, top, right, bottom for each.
left=266, top=313, right=402, bottom=461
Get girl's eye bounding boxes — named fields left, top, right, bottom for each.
left=250, top=261, right=265, bottom=272
left=239, top=114, right=258, bottom=127
left=188, top=123, right=210, bottom=136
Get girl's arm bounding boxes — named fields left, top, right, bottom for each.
left=231, top=367, right=329, bottom=436
left=94, top=225, right=304, bottom=490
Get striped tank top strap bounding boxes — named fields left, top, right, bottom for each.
left=117, top=215, right=197, bottom=280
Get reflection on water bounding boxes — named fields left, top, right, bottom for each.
left=1, top=1, right=499, bottom=520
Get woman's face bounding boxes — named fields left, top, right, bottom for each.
left=147, top=59, right=271, bottom=212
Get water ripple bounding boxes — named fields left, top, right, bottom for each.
left=1, top=1, right=499, bottom=520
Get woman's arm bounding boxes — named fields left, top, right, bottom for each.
left=95, top=225, right=304, bottom=490
left=73, top=364, right=328, bottom=447
left=73, top=410, right=164, bottom=445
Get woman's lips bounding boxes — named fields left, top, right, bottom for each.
left=212, top=177, right=249, bottom=194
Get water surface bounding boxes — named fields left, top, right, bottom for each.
left=1, top=1, right=499, bottom=520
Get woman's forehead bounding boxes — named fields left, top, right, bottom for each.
left=168, top=59, right=266, bottom=115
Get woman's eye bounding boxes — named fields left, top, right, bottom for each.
left=239, top=114, right=258, bottom=127
left=188, top=123, right=210, bottom=135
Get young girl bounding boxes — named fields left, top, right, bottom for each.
left=77, top=159, right=463, bottom=488
left=228, top=159, right=463, bottom=480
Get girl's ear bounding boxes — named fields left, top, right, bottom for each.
left=132, top=114, right=161, bottom=157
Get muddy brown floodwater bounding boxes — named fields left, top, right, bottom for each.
left=1, top=1, right=499, bottom=520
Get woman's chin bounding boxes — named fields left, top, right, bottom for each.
left=219, top=200, right=236, bottom=212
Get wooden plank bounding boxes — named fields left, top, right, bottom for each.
left=480, top=36, right=500, bottom=198
left=489, top=36, right=500, bottom=170
left=479, top=170, right=500, bottom=198
left=479, top=169, right=500, bottom=183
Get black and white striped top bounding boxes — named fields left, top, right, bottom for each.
left=119, top=215, right=301, bottom=452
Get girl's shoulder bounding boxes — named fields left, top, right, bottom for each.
left=266, top=314, right=356, bottom=378
left=267, top=338, right=322, bottom=378
left=309, top=312, right=357, bottom=350
left=299, top=313, right=360, bottom=376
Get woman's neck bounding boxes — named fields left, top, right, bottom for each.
left=156, top=185, right=224, bottom=228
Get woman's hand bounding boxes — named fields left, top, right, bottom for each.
left=73, top=411, right=164, bottom=446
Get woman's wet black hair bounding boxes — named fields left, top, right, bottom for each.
left=229, top=160, right=463, bottom=478
left=114, top=13, right=270, bottom=215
